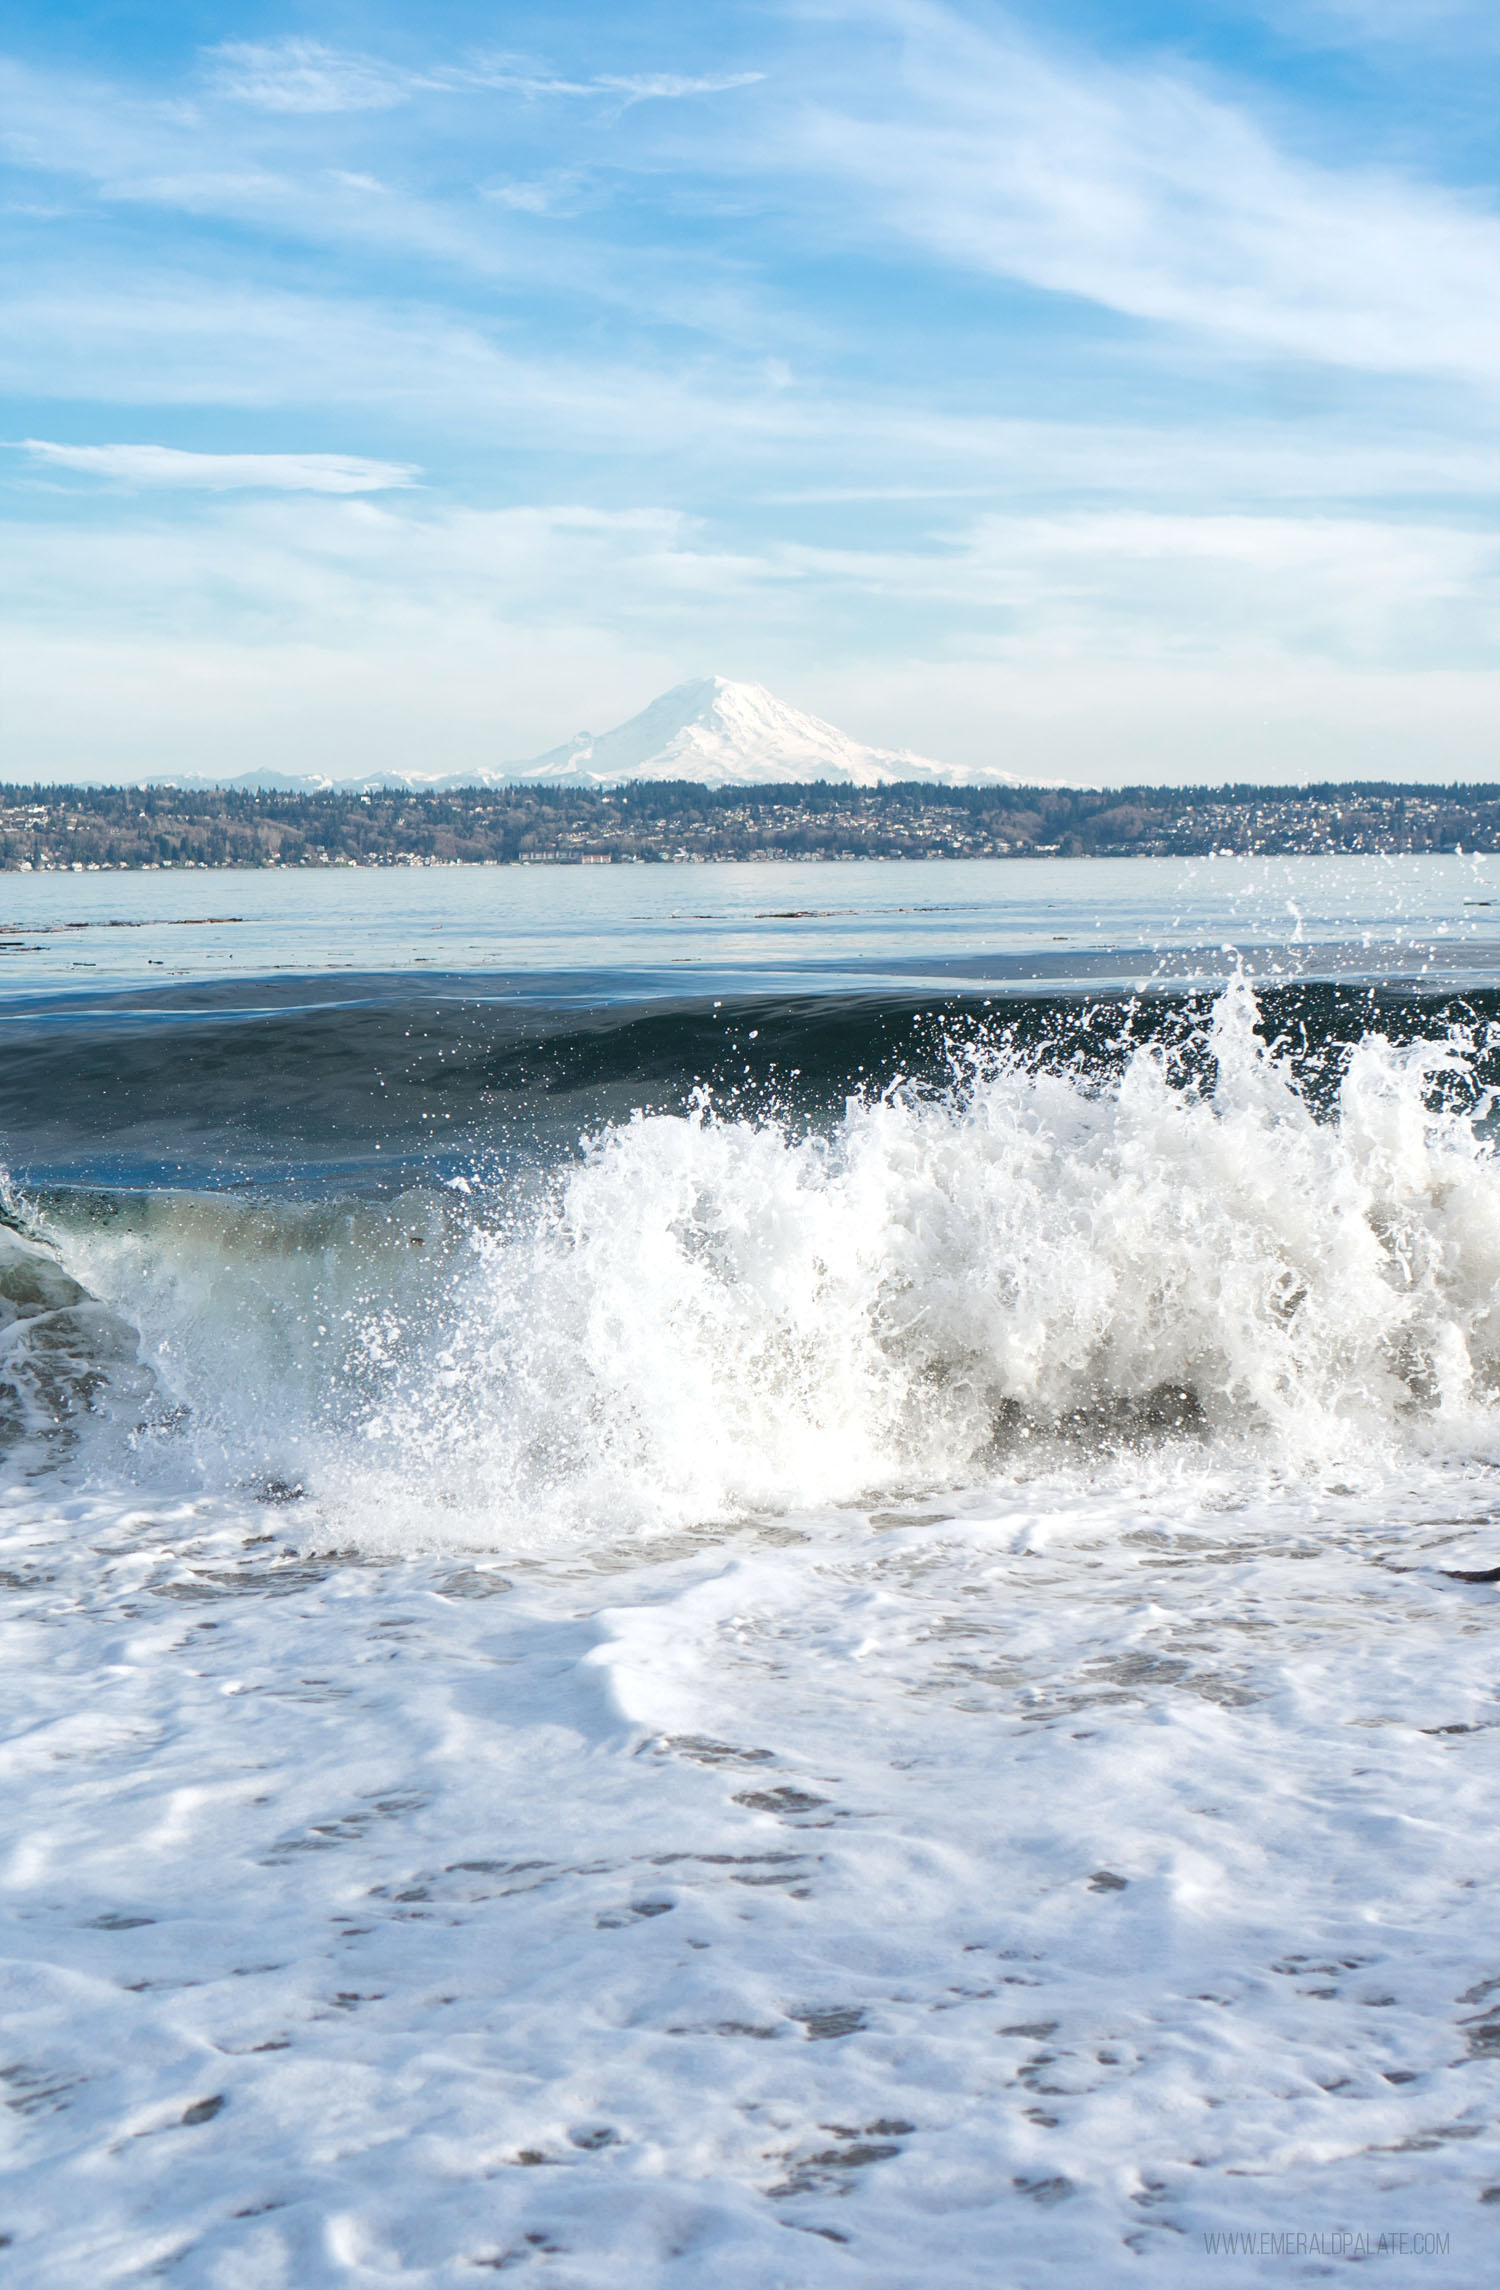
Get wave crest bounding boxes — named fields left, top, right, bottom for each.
left=22, top=984, right=1500, bottom=1538
left=354, top=982, right=1500, bottom=1536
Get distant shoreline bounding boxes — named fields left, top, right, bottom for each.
left=4, top=778, right=1500, bottom=871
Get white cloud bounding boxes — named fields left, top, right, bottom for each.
left=951, top=509, right=1500, bottom=668
left=10, top=20, right=1500, bottom=399
left=4, top=13, right=1500, bottom=784
left=200, top=38, right=764, bottom=116
left=594, top=72, right=766, bottom=103
left=0, top=488, right=1496, bottom=783
left=15, top=442, right=419, bottom=493
left=481, top=172, right=590, bottom=217
left=787, top=1, right=1500, bottom=385
left=12, top=266, right=1500, bottom=512
left=813, top=653, right=1500, bottom=786
left=0, top=273, right=877, bottom=461
left=0, top=53, right=785, bottom=344
left=460, top=58, right=764, bottom=105
left=203, top=40, right=417, bottom=114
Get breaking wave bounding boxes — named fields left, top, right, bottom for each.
left=9, top=982, right=1500, bottom=1542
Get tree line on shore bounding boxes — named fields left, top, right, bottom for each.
left=4, top=777, right=1500, bottom=869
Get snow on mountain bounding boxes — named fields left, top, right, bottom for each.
left=500, top=677, right=1018, bottom=789
left=147, top=679, right=1018, bottom=793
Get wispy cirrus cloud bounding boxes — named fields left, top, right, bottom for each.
left=5, top=3, right=1500, bottom=784
left=203, top=40, right=418, bottom=114
left=13, top=268, right=1496, bottom=512
left=16, top=441, right=419, bottom=492
left=462, top=59, right=765, bottom=104
left=6, top=483, right=1496, bottom=686
left=202, top=38, right=763, bottom=116
left=597, top=72, right=766, bottom=100
left=787, top=0, right=1500, bottom=385
left=0, top=48, right=779, bottom=340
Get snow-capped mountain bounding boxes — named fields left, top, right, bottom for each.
left=152, top=678, right=1016, bottom=793
left=500, top=677, right=1017, bottom=789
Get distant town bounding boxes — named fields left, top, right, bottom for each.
left=3, top=778, right=1500, bottom=871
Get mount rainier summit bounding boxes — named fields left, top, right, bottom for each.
left=203, top=677, right=1019, bottom=793
left=499, top=677, right=1017, bottom=790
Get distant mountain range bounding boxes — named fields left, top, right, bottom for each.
left=150, top=677, right=1021, bottom=794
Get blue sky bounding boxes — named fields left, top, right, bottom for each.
left=2, top=0, right=1498, bottom=783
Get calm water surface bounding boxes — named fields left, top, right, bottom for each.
left=3, top=852, right=1499, bottom=997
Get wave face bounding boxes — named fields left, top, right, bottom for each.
left=8, top=981, right=1500, bottom=1543
left=0, top=1223, right=158, bottom=1473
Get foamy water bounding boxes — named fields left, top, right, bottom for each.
left=13, top=979, right=1500, bottom=1539
left=3, top=872, right=1500, bottom=2283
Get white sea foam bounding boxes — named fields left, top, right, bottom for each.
left=7, top=984, right=1500, bottom=2281
left=4, top=1460, right=1500, bottom=2284
left=18, top=982, right=1500, bottom=1546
